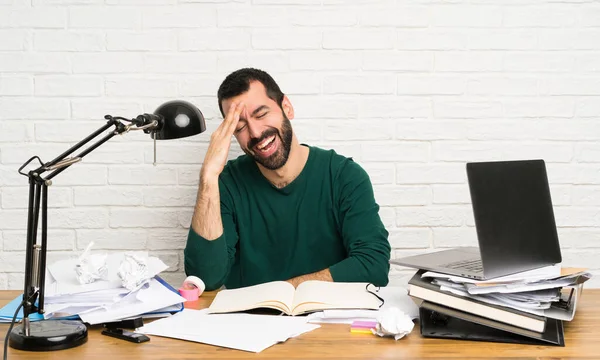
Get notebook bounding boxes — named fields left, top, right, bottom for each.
left=207, top=280, right=382, bottom=316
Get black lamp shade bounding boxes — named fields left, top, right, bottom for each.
left=153, top=100, right=206, bottom=140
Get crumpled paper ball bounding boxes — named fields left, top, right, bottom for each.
left=75, top=252, right=108, bottom=285
left=372, top=307, right=415, bottom=340
left=117, top=253, right=150, bottom=291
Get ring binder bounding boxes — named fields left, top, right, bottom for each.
left=419, top=301, right=565, bottom=346
left=552, top=288, right=574, bottom=310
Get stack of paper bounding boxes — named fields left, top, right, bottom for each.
left=77, top=277, right=186, bottom=325
left=137, top=309, right=320, bottom=353
left=420, top=266, right=591, bottom=321
left=44, top=253, right=186, bottom=324
left=0, top=252, right=186, bottom=325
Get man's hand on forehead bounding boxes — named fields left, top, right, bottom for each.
left=224, top=102, right=243, bottom=133
left=200, top=101, right=243, bottom=181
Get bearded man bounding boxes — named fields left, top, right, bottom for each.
left=184, top=68, right=391, bottom=290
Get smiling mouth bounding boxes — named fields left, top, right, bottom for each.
left=254, top=135, right=276, bottom=154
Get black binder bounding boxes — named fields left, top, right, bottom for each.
left=419, top=301, right=565, bottom=346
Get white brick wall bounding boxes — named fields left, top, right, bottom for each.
left=1, top=0, right=599, bottom=290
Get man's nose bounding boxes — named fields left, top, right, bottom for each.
left=247, top=121, right=262, bottom=139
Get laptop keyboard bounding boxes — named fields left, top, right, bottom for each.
left=442, top=258, right=484, bottom=273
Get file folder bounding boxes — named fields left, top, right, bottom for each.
left=418, top=301, right=565, bottom=346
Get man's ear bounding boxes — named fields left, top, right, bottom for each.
left=281, top=95, right=294, bottom=120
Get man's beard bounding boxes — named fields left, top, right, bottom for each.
left=244, top=115, right=293, bottom=170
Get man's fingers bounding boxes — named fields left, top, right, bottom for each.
left=212, top=120, right=229, bottom=138
left=225, top=102, right=243, bottom=135
left=224, top=101, right=242, bottom=124
left=212, top=101, right=239, bottom=138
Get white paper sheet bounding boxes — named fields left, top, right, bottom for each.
left=464, top=272, right=591, bottom=294
left=435, top=283, right=583, bottom=321
left=439, top=285, right=552, bottom=310
left=45, top=287, right=130, bottom=304
left=137, top=309, right=320, bottom=353
left=307, top=309, right=378, bottom=324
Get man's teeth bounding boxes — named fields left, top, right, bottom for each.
left=257, top=136, right=275, bottom=150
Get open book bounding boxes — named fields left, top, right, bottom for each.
left=207, top=280, right=382, bottom=316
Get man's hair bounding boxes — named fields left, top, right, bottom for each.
left=217, top=68, right=285, bottom=117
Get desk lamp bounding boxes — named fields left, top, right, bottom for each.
left=6, top=100, right=206, bottom=352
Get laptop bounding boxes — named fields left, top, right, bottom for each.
left=391, top=159, right=562, bottom=280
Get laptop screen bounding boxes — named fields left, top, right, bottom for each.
left=467, top=159, right=562, bottom=279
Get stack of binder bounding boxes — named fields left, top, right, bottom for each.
left=407, top=269, right=591, bottom=346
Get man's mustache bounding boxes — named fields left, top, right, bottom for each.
left=247, top=128, right=279, bottom=150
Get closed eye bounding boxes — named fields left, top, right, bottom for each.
left=235, top=124, right=246, bottom=133
left=256, top=112, right=267, bottom=119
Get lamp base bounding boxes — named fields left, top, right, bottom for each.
left=9, top=320, right=88, bottom=351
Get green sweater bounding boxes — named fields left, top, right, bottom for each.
left=184, top=145, right=391, bottom=291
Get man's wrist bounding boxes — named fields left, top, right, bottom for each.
left=287, top=268, right=333, bottom=288
left=199, top=172, right=219, bottom=193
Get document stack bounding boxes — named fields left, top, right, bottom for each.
left=0, top=251, right=186, bottom=325
left=406, top=265, right=591, bottom=346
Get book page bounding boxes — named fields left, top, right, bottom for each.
left=208, top=281, right=296, bottom=314
left=291, top=281, right=381, bottom=315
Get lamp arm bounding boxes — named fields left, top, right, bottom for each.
left=45, top=129, right=118, bottom=181
left=18, top=116, right=145, bottom=326
left=8, top=100, right=204, bottom=352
